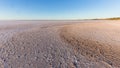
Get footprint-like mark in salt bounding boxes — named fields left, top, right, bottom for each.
left=0, top=59, right=4, bottom=68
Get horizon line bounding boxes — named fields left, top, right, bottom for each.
left=0, top=17, right=120, bottom=21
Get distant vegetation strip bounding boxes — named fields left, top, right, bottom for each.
left=92, top=17, right=120, bottom=20
left=104, top=17, right=120, bottom=20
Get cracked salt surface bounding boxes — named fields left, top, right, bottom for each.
left=0, top=23, right=38, bottom=68
left=0, top=20, right=120, bottom=68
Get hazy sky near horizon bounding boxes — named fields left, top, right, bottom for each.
left=0, top=0, right=120, bottom=20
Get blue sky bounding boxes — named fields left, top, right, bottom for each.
left=0, top=0, right=120, bottom=20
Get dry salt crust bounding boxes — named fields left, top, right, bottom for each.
left=0, top=20, right=120, bottom=68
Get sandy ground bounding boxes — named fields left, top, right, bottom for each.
left=0, top=20, right=120, bottom=68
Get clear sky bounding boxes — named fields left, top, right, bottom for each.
left=0, top=0, right=120, bottom=20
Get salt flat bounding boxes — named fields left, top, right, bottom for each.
left=0, top=20, right=120, bottom=68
